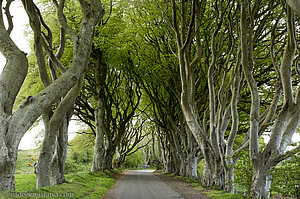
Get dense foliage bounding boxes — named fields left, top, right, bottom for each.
left=270, top=151, right=300, bottom=198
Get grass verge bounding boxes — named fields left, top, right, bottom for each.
left=165, top=173, right=246, bottom=199
left=203, top=190, right=246, bottom=199
left=1, top=171, right=118, bottom=199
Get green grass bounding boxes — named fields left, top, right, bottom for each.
left=1, top=171, right=117, bottom=199
left=15, top=150, right=37, bottom=174
left=203, top=190, right=247, bottom=199
left=164, top=172, right=246, bottom=199
left=15, top=174, right=37, bottom=192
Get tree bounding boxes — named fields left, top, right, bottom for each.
left=113, top=118, right=150, bottom=169
left=75, top=50, right=142, bottom=171
left=69, top=130, right=94, bottom=163
left=240, top=1, right=300, bottom=198
left=156, top=0, right=232, bottom=188
left=0, top=0, right=104, bottom=191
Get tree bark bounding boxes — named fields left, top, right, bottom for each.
left=185, top=155, right=198, bottom=179
left=30, top=0, right=104, bottom=188
left=250, top=162, right=272, bottom=199
left=91, top=56, right=107, bottom=172
left=0, top=145, right=17, bottom=191
left=287, top=0, right=300, bottom=14
left=91, top=109, right=104, bottom=171
left=50, top=108, right=73, bottom=185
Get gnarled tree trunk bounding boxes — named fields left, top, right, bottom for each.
left=90, top=61, right=106, bottom=172
left=240, top=2, right=298, bottom=198
left=21, top=0, right=104, bottom=189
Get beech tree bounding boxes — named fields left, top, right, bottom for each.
left=74, top=50, right=142, bottom=171
left=91, top=54, right=142, bottom=171
left=113, top=118, right=150, bottom=169
left=157, top=0, right=234, bottom=188
left=0, top=0, right=104, bottom=191
left=240, top=1, right=300, bottom=198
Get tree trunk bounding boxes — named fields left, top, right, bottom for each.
left=0, top=146, right=17, bottom=191
left=156, top=133, right=163, bottom=170
left=163, top=147, right=173, bottom=173
left=50, top=109, right=72, bottom=185
left=200, top=146, right=224, bottom=188
left=36, top=73, right=84, bottom=189
left=185, top=155, right=198, bottom=179
left=91, top=104, right=116, bottom=171
left=162, top=149, right=169, bottom=173
left=249, top=165, right=271, bottom=199
left=0, top=13, right=28, bottom=190
left=224, top=165, right=234, bottom=193
left=36, top=112, right=70, bottom=187
left=35, top=112, right=56, bottom=188
left=104, top=148, right=114, bottom=170
left=91, top=102, right=106, bottom=172
left=92, top=147, right=115, bottom=171
left=287, top=0, right=300, bottom=14
left=152, top=131, right=161, bottom=170
left=113, top=147, right=123, bottom=169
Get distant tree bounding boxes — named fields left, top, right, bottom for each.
left=69, top=131, right=94, bottom=163
left=113, top=118, right=150, bottom=169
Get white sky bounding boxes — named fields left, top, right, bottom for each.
left=19, top=119, right=82, bottom=150
left=0, top=1, right=30, bottom=71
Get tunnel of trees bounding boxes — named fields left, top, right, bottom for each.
left=0, top=0, right=299, bottom=198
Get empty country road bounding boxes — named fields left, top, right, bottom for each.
left=103, top=170, right=184, bottom=199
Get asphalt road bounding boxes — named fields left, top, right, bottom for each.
left=107, top=170, right=185, bottom=199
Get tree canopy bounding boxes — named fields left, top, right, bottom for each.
left=0, top=0, right=299, bottom=198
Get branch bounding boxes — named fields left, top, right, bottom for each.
left=50, top=72, right=85, bottom=131
left=52, top=0, right=78, bottom=45
left=280, top=6, right=296, bottom=105
left=34, top=5, right=67, bottom=73
left=273, top=144, right=300, bottom=164
left=181, top=0, right=196, bottom=51
left=4, top=0, right=13, bottom=34
left=22, top=0, right=51, bottom=87
left=41, top=37, right=67, bottom=73
left=127, top=140, right=151, bottom=157
left=241, top=0, right=260, bottom=158
left=101, top=0, right=112, bottom=25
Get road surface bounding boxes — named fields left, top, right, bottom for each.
left=104, top=170, right=184, bottom=199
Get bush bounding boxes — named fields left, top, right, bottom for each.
left=233, top=151, right=253, bottom=195
left=122, top=149, right=144, bottom=168
left=197, top=159, right=205, bottom=179
left=270, top=154, right=300, bottom=198
left=64, top=158, right=91, bottom=174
